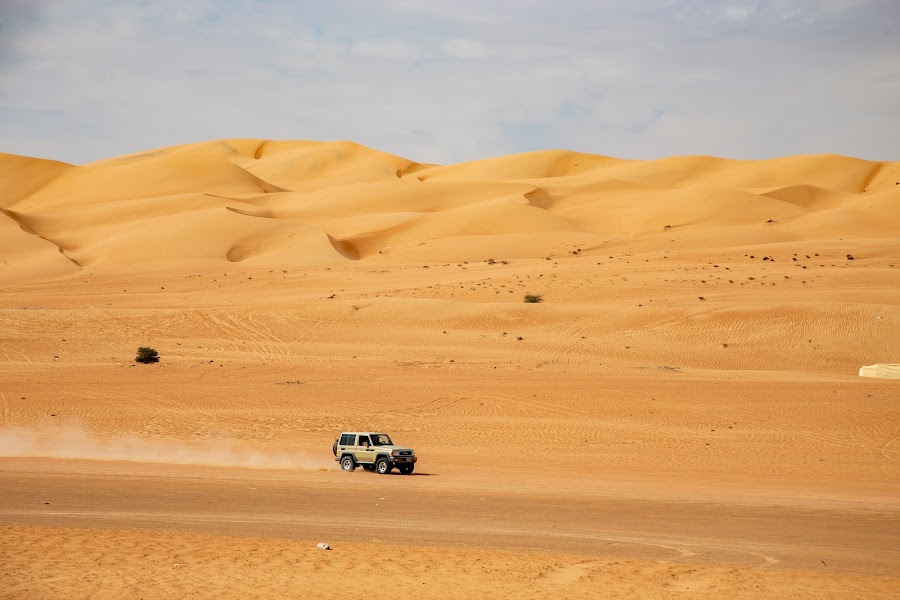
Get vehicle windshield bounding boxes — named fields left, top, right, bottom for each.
left=371, top=434, right=393, bottom=446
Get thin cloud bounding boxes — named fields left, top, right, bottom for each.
left=0, top=0, right=897, bottom=164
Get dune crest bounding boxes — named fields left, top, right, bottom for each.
left=0, top=140, right=896, bottom=281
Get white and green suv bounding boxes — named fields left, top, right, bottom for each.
left=332, top=432, right=417, bottom=475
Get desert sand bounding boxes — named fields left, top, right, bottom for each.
left=0, top=139, right=898, bottom=598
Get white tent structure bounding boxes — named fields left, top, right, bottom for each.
left=858, top=364, right=900, bottom=379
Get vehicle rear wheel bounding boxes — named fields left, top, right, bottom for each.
left=340, top=455, right=356, bottom=472
left=399, top=465, right=414, bottom=475
left=375, top=457, right=392, bottom=474
left=332, top=440, right=338, bottom=456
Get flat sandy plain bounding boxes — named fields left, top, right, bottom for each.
left=0, top=140, right=898, bottom=598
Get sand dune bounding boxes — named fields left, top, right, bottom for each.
left=411, top=149, right=625, bottom=182
left=0, top=139, right=896, bottom=370
left=234, top=139, right=426, bottom=192
left=1, top=139, right=897, bottom=279
left=0, top=208, right=81, bottom=280
left=0, top=153, right=75, bottom=209
left=0, top=140, right=898, bottom=599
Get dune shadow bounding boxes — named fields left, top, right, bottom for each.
left=326, top=233, right=361, bottom=260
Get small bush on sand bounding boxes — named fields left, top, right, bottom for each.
left=135, top=347, right=159, bottom=364
left=524, top=294, right=543, bottom=304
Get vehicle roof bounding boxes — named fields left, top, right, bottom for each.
left=340, top=432, right=389, bottom=436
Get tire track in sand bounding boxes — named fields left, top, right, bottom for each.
left=201, top=311, right=282, bottom=363
left=879, top=432, right=900, bottom=466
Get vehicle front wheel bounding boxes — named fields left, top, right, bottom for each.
left=340, top=455, right=356, bottom=472
left=375, top=457, right=392, bottom=474
left=399, top=465, right=414, bottom=475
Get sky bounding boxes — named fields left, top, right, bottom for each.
left=1, top=0, right=899, bottom=165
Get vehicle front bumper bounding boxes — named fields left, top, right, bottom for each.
left=390, top=456, right=417, bottom=464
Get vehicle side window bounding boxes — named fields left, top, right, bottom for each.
left=358, top=435, right=371, bottom=447
left=340, top=434, right=355, bottom=446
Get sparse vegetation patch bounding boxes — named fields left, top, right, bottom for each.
left=135, top=346, right=159, bottom=364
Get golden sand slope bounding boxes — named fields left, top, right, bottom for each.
left=0, top=140, right=897, bottom=376
left=1, top=140, right=898, bottom=279
left=0, top=140, right=898, bottom=599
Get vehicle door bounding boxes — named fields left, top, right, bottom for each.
left=354, top=434, right=375, bottom=465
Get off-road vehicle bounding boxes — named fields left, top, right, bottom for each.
left=332, top=432, right=417, bottom=474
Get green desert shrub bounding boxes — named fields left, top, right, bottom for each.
left=135, top=346, right=159, bottom=363
left=523, top=294, right=543, bottom=304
